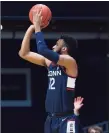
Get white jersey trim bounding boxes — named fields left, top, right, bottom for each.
left=67, top=77, right=76, bottom=89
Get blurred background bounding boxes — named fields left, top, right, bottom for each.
left=1, top=1, right=109, bottom=133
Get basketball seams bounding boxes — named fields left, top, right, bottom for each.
left=41, top=5, right=48, bottom=27
left=41, top=5, right=51, bottom=28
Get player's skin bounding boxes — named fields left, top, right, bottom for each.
left=73, top=97, right=84, bottom=116
left=19, top=9, right=78, bottom=78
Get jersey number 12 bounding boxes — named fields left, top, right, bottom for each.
left=49, top=78, right=55, bottom=90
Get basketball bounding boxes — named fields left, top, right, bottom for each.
left=29, top=4, right=52, bottom=28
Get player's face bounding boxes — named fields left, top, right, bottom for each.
left=52, top=39, right=65, bottom=53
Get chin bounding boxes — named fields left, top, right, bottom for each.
left=53, top=49, right=56, bottom=52
left=53, top=49, right=57, bottom=52
left=53, top=49, right=61, bottom=54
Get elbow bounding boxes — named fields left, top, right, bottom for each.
left=18, top=50, right=26, bottom=58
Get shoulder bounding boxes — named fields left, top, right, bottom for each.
left=64, top=55, right=77, bottom=66
left=65, top=55, right=78, bottom=77
left=57, top=54, right=77, bottom=70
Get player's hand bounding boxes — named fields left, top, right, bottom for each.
left=32, top=9, right=43, bottom=32
left=74, top=97, right=84, bottom=111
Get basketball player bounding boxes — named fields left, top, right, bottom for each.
left=19, top=9, right=79, bottom=133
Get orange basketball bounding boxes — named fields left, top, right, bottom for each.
left=29, top=4, right=52, bottom=28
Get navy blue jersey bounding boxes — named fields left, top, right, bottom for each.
left=45, top=62, right=76, bottom=113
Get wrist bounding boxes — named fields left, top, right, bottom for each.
left=74, top=108, right=79, bottom=116
left=26, top=25, right=35, bottom=35
left=25, top=27, right=33, bottom=37
left=29, top=25, right=35, bottom=30
left=34, top=25, right=41, bottom=33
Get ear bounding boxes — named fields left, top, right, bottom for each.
left=62, top=47, right=68, bottom=52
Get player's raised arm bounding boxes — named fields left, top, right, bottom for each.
left=33, top=10, right=78, bottom=72
left=19, top=25, right=47, bottom=66
left=36, top=32, right=77, bottom=68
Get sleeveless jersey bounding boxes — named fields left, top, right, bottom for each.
left=45, top=62, right=76, bottom=113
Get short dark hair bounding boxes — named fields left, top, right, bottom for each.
left=88, top=126, right=103, bottom=133
left=60, top=35, right=78, bottom=59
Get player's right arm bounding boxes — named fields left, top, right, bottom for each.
left=19, top=25, right=50, bottom=67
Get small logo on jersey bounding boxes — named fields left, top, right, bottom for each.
left=62, top=118, right=67, bottom=122
left=37, top=41, right=42, bottom=44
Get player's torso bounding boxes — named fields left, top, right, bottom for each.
left=45, top=63, right=76, bottom=113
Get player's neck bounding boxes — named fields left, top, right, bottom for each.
left=61, top=51, right=68, bottom=55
